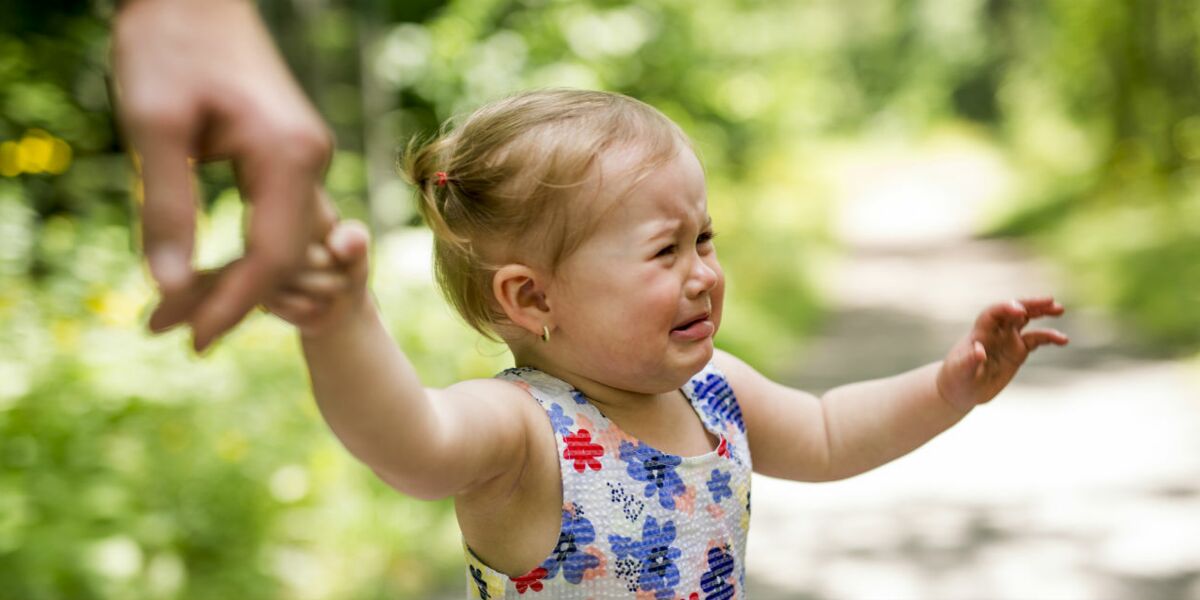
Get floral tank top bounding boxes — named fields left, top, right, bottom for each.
left=464, top=362, right=752, bottom=599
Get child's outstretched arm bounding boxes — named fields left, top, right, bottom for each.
left=718, top=297, right=1068, bottom=482
left=266, top=222, right=536, bottom=501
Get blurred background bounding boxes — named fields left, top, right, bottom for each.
left=2, top=0, right=1198, bottom=598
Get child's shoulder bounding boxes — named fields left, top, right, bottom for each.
left=708, top=347, right=794, bottom=410
left=440, top=375, right=539, bottom=405
left=709, top=347, right=758, bottom=386
left=434, top=376, right=555, bottom=462
left=437, top=373, right=561, bottom=425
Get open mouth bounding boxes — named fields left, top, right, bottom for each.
left=672, top=315, right=708, bottom=331
left=671, top=313, right=714, bottom=340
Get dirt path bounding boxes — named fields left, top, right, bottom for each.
left=743, top=143, right=1200, bottom=599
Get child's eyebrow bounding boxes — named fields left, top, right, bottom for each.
left=644, top=215, right=713, bottom=242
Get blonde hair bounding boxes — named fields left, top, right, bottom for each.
left=401, top=89, right=689, bottom=340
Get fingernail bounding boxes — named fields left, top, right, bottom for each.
left=332, top=226, right=358, bottom=255
left=150, top=247, right=191, bottom=291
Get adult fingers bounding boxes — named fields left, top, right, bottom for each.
left=132, top=119, right=199, bottom=296
left=188, top=129, right=329, bottom=351
left=146, top=266, right=223, bottom=332
left=148, top=280, right=205, bottom=333
left=187, top=250, right=291, bottom=352
left=111, top=3, right=200, bottom=297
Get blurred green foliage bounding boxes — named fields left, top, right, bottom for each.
left=978, top=0, right=1200, bottom=351
left=1, top=0, right=1196, bottom=597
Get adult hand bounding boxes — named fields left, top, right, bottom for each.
left=263, top=220, right=372, bottom=339
left=113, top=0, right=336, bottom=351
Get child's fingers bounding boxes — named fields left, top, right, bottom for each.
left=975, top=296, right=1064, bottom=336
left=327, top=220, right=370, bottom=265
left=326, top=220, right=371, bottom=285
left=307, top=243, right=334, bottom=270
left=946, top=337, right=988, bottom=381
left=262, top=300, right=307, bottom=325
left=287, top=270, right=349, bottom=297
left=1018, top=296, right=1064, bottom=319
left=971, top=340, right=987, bottom=378
left=1021, top=328, right=1069, bottom=351
left=267, top=291, right=325, bottom=320
left=975, top=300, right=1028, bottom=332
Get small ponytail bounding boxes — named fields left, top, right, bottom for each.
left=401, top=134, right=471, bottom=254
left=398, top=89, right=688, bottom=341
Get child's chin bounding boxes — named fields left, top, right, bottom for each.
left=687, top=341, right=715, bottom=369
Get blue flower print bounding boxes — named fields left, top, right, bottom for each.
left=700, top=544, right=736, bottom=600
left=706, top=469, right=732, bottom=504
left=571, top=390, right=589, bottom=405
left=619, top=441, right=686, bottom=509
left=541, top=507, right=600, bottom=584
left=469, top=565, right=491, bottom=600
left=609, top=516, right=682, bottom=600
left=691, top=372, right=744, bottom=432
left=547, top=402, right=574, bottom=437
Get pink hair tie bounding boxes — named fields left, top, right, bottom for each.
left=435, top=171, right=449, bottom=187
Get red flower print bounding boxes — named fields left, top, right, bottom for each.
left=564, top=429, right=604, bottom=473
left=512, top=567, right=548, bottom=594
left=716, top=437, right=729, bottom=458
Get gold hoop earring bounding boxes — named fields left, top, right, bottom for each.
left=541, top=325, right=551, bottom=343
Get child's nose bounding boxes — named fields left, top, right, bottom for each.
left=686, top=258, right=720, bottom=297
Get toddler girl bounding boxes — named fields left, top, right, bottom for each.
left=265, top=89, right=1068, bottom=599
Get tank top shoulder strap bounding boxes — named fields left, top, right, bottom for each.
left=494, top=367, right=607, bottom=501
left=682, top=361, right=752, bottom=468
left=682, top=361, right=745, bottom=432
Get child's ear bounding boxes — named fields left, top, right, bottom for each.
left=493, top=264, right=551, bottom=338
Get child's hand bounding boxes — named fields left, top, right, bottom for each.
left=937, top=297, right=1069, bottom=413
left=263, top=220, right=371, bottom=338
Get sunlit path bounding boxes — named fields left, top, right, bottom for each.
left=744, top=136, right=1200, bottom=599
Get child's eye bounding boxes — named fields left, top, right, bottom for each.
left=698, top=231, right=717, bottom=245
left=655, top=244, right=677, bottom=258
